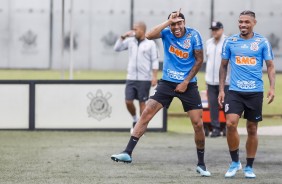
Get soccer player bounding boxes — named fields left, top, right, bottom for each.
left=111, top=9, right=211, bottom=177
left=218, top=10, right=276, bottom=178
left=114, top=22, right=159, bottom=133
left=205, top=21, right=229, bottom=137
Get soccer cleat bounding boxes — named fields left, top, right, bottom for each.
left=225, top=161, right=242, bottom=178
left=244, top=166, right=256, bottom=178
left=210, top=129, right=221, bottom=137
left=196, top=165, right=211, bottom=177
left=111, top=152, right=132, bottom=163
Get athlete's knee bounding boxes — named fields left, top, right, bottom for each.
left=125, top=100, right=134, bottom=106
left=226, top=120, right=238, bottom=132
left=247, top=123, right=258, bottom=136
left=140, top=100, right=161, bottom=122
left=139, top=107, right=154, bottom=124
left=190, top=117, right=203, bottom=132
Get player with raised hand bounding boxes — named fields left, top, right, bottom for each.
left=218, top=10, right=276, bottom=178
left=111, top=9, right=211, bottom=177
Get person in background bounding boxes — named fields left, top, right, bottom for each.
left=205, top=21, right=229, bottom=137
left=114, top=21, right=159, bottom=133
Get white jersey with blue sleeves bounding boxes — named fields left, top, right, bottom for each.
left=161, top=27, right=203, bottom=83
left=222, top=33, right=274, bottom=92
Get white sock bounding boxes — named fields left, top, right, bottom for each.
left=132, top=115, right=138, bottom=122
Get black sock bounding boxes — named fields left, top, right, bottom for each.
left=197, top=148, right=205, bottom=166
left=246, top=158, right=255, bottom=168
left=230, top=149, right=239, bottom=162
left=124, top=136, right=139, bottom=156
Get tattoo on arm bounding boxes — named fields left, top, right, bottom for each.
left=219, top=59, right=229, bottom=91
left=185, top=49, right=203, bottom=82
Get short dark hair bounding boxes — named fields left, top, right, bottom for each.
left=168, top=11, right=185, bottom=20
left=240, top=10, right=256, bottom=18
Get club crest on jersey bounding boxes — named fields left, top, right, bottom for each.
left=235, top=56, right=256, bottom=66
left=186, top=33, right=192, bottom=38
left=169, top=45, right=189, bottom=59
left=250, top=42, right=259, bottom=51
left=183, top=39, right=191, bottom=49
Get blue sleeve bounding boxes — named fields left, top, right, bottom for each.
left=221, top=39, right=231, bottom=60
left=192, top=30, right=203, bottom=50
left=263, top=39, right=274, bottom=61
left=160, top=28, right=170, bottom=39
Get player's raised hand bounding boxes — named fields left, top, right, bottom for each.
left=169, top=8, right=184, bottom=24
left=267, top=89, right=275, bottom=104
left=218, top=91, right=225, bottom=108
left=121, top=30, right=135, bottom=39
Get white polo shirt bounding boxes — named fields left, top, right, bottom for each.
left=205, top=34, right=230, bottom=85
left=114, top=37, right=159, bottom=81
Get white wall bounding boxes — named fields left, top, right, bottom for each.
left=0, top=0, right=281, bottom=71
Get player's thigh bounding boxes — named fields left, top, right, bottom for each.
left=224, top=91, right=243, bottom=127
left=136, top=81, right=151, bottom=102
left=149, top=80, right=174, bottom=109
left=125, top=80, right=137, bottom=101
left=244, top=92, right=263, bottom=122
left=178, top=83, right=202, bottom=112
left=224, top=90, right=244, bottom=117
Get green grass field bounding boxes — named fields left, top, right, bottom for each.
left=0, top=131, right=282, bottom=184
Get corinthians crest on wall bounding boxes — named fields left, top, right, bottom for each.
left=87, top=89, right=112, bottom=121
left=19, top=29, right=38, bottom=54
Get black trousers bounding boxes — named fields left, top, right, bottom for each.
left=207, top=84, right=229, bottom=129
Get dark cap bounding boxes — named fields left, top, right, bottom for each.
left=210, top=21, right=223, bottom=30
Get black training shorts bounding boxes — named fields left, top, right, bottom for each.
left=125, top=80, right=151, bottom=102
left=224, top=90, right=263, bottom=122
left=150, top=80, right=202, bottom=112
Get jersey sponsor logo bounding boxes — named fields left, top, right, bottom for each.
left=236, top=80, right=256, bottom=89
left=250, top=42, right=259, bottom=51
left=169, top=45, right=189, bottom=59
left=241, top=44, right=249, bottom=49
left=265, top=40, right=273, bottom=58
left=232, top=37, right=238, bottom=42
left=186, top=33, right=192, bottom=38
left=235, top=56, right=256, bottom=66
left=194, top=34, right=201, bottom=46
left=167, top=69, right=185, bottom=80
